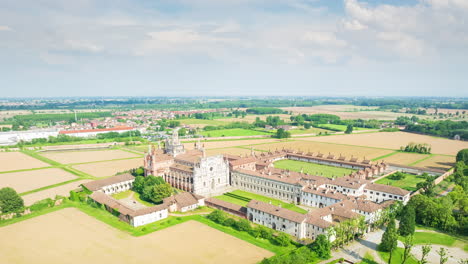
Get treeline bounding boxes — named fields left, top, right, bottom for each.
left=408, top=150, right=468, bottom=235
left=17, top=131, right=143, bottom=146
left=252, top=116, right=285, bottom=128
left=400, top=142, right=431, bottom=154
left=355, top=98, right=468, bottom=109
left=405, top=120, right=468, bottom=140
left=246, top=107, right=286, bottom=115
left=12, top=112, right=112, bottom=122
left=289, top=114, right=381, bottom=129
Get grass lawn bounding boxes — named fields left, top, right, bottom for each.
left=375, top=173, right=426, bottom=191
left=400, top=230, right=468, bottom=252
left=178, top=119, right=229, bottom=126
left=111, top=190, right=132, bottom=199
left=317, top=124, right=371, bottom=131
left=200, top=128, right=273, bottom=137
left=111, top=190, right=155, bottom=207
left=378, top=247, right=418, bottom=264
left=214, top=190, right=308, bottom=214
left=273, top=159, right=356, bottom=178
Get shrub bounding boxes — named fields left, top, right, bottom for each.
left=29, top=198, right=53, bottom=212
left=234, top=219, right=252, bottom=232
left=258, top=225, right=273, bottom=240
left=274, top=233, right=291, bottom=247
left=389, top=172, right=406, bottom=180
left=224, top=218, right=236, bottom=227
left=309, top=234, right=331, bottom=259
left=206, top=210, right=227, bottom=224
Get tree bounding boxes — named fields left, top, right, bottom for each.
left=304, top=123, right=311, bottom=129
left=178, top=128, right=187, bottom=136
left=257, top=225, right=272, bottom=239
left=148, top=183, right=172, bottom=203
left=379, top=218, right=398, bottom=252
left=402, top=235, right=414, bottom=264
left=399, top=205, right=416, bottom=237
left=275, top=128, right=291, bottom=139
left=437, top=248, right=449, bottom=264
left=309, top=234, right=331, bottom=259
left=0, top=187, right=24, bottom=213
left=457, top=149, right=468, bottom=164
left=132, top=176, right=145, bottom=193
left=345, top=125, right=353, bottom=134
left=420, top=244, right=432, bottom=264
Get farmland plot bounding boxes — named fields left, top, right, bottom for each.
left=0, top=208, right=272, bottom=264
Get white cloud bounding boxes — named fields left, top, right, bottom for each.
left=342, top=19, right=367, bottom=31
left=64, top=39, right=102, bottom=53
left=302, top=31, right=347, bottom=47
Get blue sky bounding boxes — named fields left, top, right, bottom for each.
left=0, top=0, right=467, bottom=97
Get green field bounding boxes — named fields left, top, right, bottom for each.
left=178, top=119, right=229, bottom=126
left=285, top=128, right=331, bottom=135
left=375, top=173, right=426, bottom=191
left=200, top=128, right=273, bottom=137
left=273, top=159, right=356, bottom=178
left=214, top=190, right=308, bottom=214
left=317, top=124, right=371, bottom=131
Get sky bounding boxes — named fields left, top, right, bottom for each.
left=0, top=0, right=467, bottom=97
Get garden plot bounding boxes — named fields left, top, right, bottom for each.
left=41, top=149, right=140, bottom=164
left=0, top=152, right=49, bottom=172
left=0, top=168, right=77, bottom=194
left=21, top=179, right=92, bottom=206
left=302, top=132, right=468, bottom=155
left=72, top=159, right=143, bottom=177
left=0, top=208, right=272, bottom=264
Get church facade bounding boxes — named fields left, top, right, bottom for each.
left=144, top=130, right=230, bottom=197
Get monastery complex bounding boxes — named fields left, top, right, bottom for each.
left=85, top=130, right=429, bottom=240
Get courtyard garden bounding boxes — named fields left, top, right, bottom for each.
left=214, top=190, right=307, bottom=214
left=273, top=159, right=356, bottom=178
left=375, top=172, right=427, bottom=191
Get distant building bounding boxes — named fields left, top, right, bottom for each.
left=59, top=126, right=135, bottom=138
left=0, top=129, right=59, bottom=146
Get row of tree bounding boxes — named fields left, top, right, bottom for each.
left=400, top=142, right=432, bottom=154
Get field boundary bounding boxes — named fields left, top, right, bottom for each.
left=371, top=151, right=399, bottom=161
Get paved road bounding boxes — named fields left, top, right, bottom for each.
left=321, top=228, right=468, bottom=264
left=319, top=229, right=386, bottom=264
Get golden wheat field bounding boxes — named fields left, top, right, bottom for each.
left=206, top=147, right=253, bottom=156
left=40, top=149, right=140, bottom=164
left=72, top=158, right=143, bottom=177
left=412, top=155, right=455, bottom=171
left=0, top=168, right=77, bottom=193
left=376, top=152, right=429, bottom=165
left=301, top=132, right=467, bottom=155
left=21, top=180, right=92, bottom=206
left=248, top=140, right=393, bottom=160
left=0, top=208, right=273, bottom=264
left=0, top=152, right=49, bottom=172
